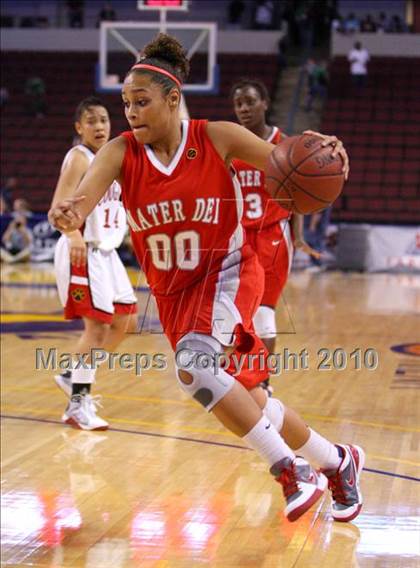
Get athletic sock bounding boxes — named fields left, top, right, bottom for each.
left=71, top=366, right=96, bottom=397
left=243, top=416, right=295, bottom=467
left=295, top=428, right=342, bottom=469
left=72, top=383, right=91, bottom=396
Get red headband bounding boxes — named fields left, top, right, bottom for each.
left=131, top=63, right=182, bottom=88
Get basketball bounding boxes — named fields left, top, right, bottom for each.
left=265, top=134, right=345, bottom=214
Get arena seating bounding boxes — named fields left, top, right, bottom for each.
left=321, top=57, right=420, bottom=224
left=0, top=52, right=279, bottom=211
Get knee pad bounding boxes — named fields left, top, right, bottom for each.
left=253, top=306, right=276, bottom=339
left=263, top=397, right=285, bottom=431
left=175, top=332, right=235, bottom=412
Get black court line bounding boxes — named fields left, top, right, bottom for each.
left=2, top=414, right=419, bottom=483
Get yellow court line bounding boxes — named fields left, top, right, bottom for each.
left=301, top=413, right=420, bottom=434
left=0, top=314, right=66, bottom=322
left=2, top=384, right=419, bottom=434
left=2, top=404, right=420, bottom=469
left=1, top=385, right=196, bottom=407
left=368, top=454, right=420, bottom=468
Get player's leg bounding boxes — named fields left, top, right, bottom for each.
left=253, top=220, right=293, bottom=393
left=176, top=334, right=327, bottom=522
left=156, top=250, right=326, bottom=522
left=104, top=250, right=138, bottom=351
left=60, top=316, right=110, bottom=431
left=54, top=241, right=116, bottom=430
left=251, top=386, right=365, bottom=522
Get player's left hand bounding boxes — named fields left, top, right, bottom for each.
left=294, top=238, right=321, bottom=259
left=48, top=196, right=85, bottom=232
left=303, top=130, right=350, bottom=180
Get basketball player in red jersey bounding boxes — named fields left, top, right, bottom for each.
left=51, top=97, right=137, bottom=430
left=49, top=34, right=364, bottom=523
left=231, top=78, right=320, bottom=393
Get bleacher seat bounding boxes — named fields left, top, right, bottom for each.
left=1, top=51, right=279, bottom=211
left=322, top=56, right=420, bottom=224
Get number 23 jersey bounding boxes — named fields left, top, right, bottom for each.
left=232, top=126, right=290, bottom=230
left=120, top=119, right=246, bottom=296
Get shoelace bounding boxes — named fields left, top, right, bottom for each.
left=279, top=464, right=299, bottom=498
left=84, top=395, right=104, bottom=415
left=327, top=472, right=347, bottom=504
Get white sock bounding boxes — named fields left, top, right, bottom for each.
left=71, top=366, right=96, bottom=385
left=243, top=416, right=295, bottom=467
left=296, top=428, right=341, bottom=469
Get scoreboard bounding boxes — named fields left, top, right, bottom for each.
left=138, top=0, right=189, bottom=10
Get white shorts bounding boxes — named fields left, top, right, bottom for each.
left=55, top=234, right=137, bottom=324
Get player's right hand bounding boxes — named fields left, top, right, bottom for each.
left=48, top=196, right=85, bottom=232
left=68, top=231, right=87, bottom=267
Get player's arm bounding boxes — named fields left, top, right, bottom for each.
left=207, top=122, right=349, bottom=181
left=207, top=121, right=274, bottom=171
left=48, top=137, right=126, bottom=233
left=50, top=148, right=91, bottom=265
left=50, top=148, right=89, bottom=208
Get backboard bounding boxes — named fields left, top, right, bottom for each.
left=98, top=21, right=218, bottom=94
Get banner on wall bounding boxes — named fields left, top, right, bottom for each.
left=338, top=224, right=420, bottom=272
left=368, top=225, right=420, bottom=272
left=0, top=214, right=60, bottom=262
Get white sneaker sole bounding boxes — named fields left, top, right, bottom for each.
left=285, top=472, right=328, bottom=522
left=62, top=414, right=109, bottom=431
left=54, top=374, right=72, bottom=398
left=332, top=445, right=365, bottom=523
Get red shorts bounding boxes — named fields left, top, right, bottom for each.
left=154, top=244, right=269, bottom=389
left=64, top=262, right=138, bottom=324
left=55, top=236, right=137, bottom=324
left=246, top=219, right=293, bottom=307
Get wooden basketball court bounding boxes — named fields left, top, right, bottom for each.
left=1, top=263, right=419, bottom=567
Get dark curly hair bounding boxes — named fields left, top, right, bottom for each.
left=230, top=78, right=270, bottom=103
left=128, top=33, right=190, bottom=94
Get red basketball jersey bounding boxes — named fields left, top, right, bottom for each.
left=232, top=126, right=290, bottom=230
left=120, top=119, right=247, bottom=296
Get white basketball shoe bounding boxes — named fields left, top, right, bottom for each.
left=62, top=394, right=109, bottom=431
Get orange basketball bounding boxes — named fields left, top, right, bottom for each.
left=265, top=134, right=345, bottom=214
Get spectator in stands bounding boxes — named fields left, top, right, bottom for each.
left=0, top=86, right=9, bottom=108
left=303, top=208, right=332, bottom=271
left=67, top=0, right=84, bottom=28
left=226, top=0, right=245, bottom=29
left=24, top=76, right=47, bottom=118
left=343, top=13, right=360, bottom=34
left=360, top=14, right=377, bottom=32
left=331, top=13, right=344, bottom=33
left=96, top=2, right=116, bottom=28
left=253, top=0, right=275, bottom=30
left=388, top=15, right=409, bottom=33
left=13, top=198, right=33, bottom=219
left=296, top=2, right=315, bottom=49
left=276, top=37, right=287, bottom=71
left=376, top=12, right=390, bottom=33
left=0, top=177, right=17, bottom=210
left=348, top=41, right=369, bottom=87
left=304, top=58, right=328, bottom=112
left=0, top=214, right=32, bottom=264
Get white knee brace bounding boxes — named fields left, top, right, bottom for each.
left=263, top=397, right=285, bottom=431
left=253, top=306, right=276, bottom=339
left=175, top=332, right=235, bottom=412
